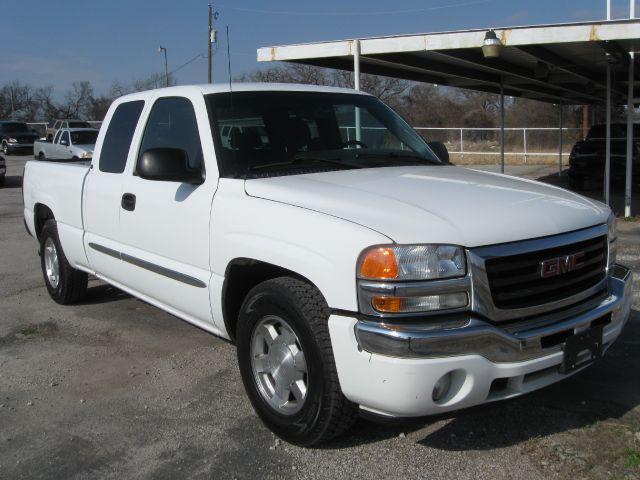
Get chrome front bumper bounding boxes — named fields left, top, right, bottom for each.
left=355, top=264, right=632, bottom=362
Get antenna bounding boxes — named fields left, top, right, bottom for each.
left=226, top=25, right=233, bottom=93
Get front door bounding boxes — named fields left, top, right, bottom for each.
left=117, top=94, right=218, bottom=326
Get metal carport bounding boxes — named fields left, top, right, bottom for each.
left=257, top=18, right=640, bottom=216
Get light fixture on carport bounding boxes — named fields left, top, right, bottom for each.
left=482, top=30, right=502, bottom=58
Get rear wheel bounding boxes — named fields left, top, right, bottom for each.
left=236, top=277, right=357, bottom=446
left=0, top=175, right=4, bottom=187
left=40, top=220, right=88, bottom=304
left=38, top=151, right=46, bottom=161
left=2, top=142, right=9, bottom=155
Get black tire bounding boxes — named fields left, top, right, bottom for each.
left=40, top=219, right=88, bottom=304
left=2, top=142, right=9, bottom=156
left=236, top=277, right=357, bottom=447
left=38, top=151, right=46, bottom=161
left=0, top=175, right=4, bottom=187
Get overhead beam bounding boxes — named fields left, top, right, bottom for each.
left=429, top=50, right=603, bottom=104
left=358, top=56, right=575, bottom=103
left=515, top=45, right=626, bottom=98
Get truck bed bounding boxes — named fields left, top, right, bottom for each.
left=23, top=160, right=90, bottom=268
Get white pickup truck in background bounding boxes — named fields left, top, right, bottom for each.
left=22, top=84, right=632, bottom=446
left=33, top=128, right=98, bottom=161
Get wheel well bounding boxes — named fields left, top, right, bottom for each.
left=222, top=259, right=311, bottom=342
left=33, top=204, right=54, bottom=241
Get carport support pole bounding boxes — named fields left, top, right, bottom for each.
left=606, top=64, right=612, bottom=205
left=353, top=39, right=362, bottom=142
left=500, top=79, right=505, bottom=174
left=625, top=50, right=634, bottom=217
left=558, top=105, right=563, bottom=177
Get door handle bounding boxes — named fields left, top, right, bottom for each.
left=121, top=193, right=136, bottom=211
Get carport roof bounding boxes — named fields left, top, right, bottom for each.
left=257, top=19, right=640, bottom=105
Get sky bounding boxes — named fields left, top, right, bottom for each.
left=1, top=0, right=636, bottom=97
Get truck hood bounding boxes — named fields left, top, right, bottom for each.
left=244, top=166, right=609, bottom=247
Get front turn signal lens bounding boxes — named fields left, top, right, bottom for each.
left=359, top=247, right=398, bottom=280
left=372, top=293, right=468, bottom=313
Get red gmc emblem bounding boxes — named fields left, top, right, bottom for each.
left=540, top=252, right=585, bottom=278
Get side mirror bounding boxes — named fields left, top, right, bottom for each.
left=137, top=148, right=204, bottom=184
left=427, top=141, right=450, bottom=164
left=60, top=139, right=69, bottom=146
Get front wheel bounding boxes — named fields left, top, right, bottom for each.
left=2, top=142, right=9, bottom=155
left=236, top=277, right=357, bottom=446
left=40, top=220, right=88, bottom=304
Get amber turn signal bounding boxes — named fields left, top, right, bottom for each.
left=359, top=247, right=398, bottom=280
left=371, top=296, right=402, bottom=312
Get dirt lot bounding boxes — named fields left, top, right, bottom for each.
left=1, top=154, right=639, bottom=479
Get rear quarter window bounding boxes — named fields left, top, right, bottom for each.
left=99, top=101, right=145, bottom=173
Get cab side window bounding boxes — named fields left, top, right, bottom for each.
left=138, top=97, right=203, bottom=170
left=60, top=131, right=70, bottom=145
left=53, top=130, right=62, bottom=144
left=99, top=100, right=145, bottom=173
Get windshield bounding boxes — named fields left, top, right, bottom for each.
left=68, top=121, right=91, bottom=128
left=206, top=91, right=440, bottom=178
left=70, top=130, right=98, bottom=145
left=587, top=124, right=640, bottom=140
left=4, top=123, right=30, bottom=133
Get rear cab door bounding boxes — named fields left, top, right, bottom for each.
left=82, top=96, right=147, bottom=280
left=116, top=89, right=219, bottom=328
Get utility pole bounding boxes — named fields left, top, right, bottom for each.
left=207, top=4, right=215, bottom=83
left=208, top=4, right=213, bottom=83
left=158, top=46, right=169, bottom=87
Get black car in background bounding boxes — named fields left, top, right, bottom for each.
left=0, top=121, right=39, bottom=155
left=568, top=123, right=640, bottom=190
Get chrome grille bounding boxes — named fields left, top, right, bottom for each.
left=484, top=235, right=606, bottom=309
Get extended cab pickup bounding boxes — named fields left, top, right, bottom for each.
left=34, top=128, right=98, bottom=161
left=22, top=84, right=632, bottom=446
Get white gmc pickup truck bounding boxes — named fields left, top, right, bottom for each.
left=23, top=84, right=632, bottom=446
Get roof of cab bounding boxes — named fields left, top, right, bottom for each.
left=114, top=82, right=372, bottom=103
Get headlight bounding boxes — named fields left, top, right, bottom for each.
left=607, top=211, right=617, bottom=269
left=357, top=244, right=466, bottom=281
left=7, top=138, right=17, bottom=143
left=81, top=151, right=92, bottom=158
left=357, top=244, right=469, bottom=315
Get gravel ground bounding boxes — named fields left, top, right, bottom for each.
left=1, top=155, right=639, bottom=479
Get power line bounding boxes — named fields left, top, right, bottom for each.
left=216, top=0, right=493, bottom=16
left=169, top=52, right=206, bottom=76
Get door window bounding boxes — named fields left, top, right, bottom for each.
left=99, top=100, right=145, bottom=173
left=60, top=131, right=70, bottom=145
left=137, top=97, right=203, bottom=170
left=53, top=130, right=62, bottom=144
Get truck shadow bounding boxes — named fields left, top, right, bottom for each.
left=322, top=309, right=639, bottom=451
left=77, top=283, right=132, bottom=305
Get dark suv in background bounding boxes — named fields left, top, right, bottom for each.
left=568, top=123, right=640, bottom=190
left=0, top=121, right=39, bottom=155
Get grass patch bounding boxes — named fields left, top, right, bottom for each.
left=20, top=326, right=38, bottom=337
left=621, top=216, right=640, bottom=223
left=626, top=449, right=640, bottom=468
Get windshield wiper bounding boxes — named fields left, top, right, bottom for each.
left=247, top=156, right=362, bottom=171
left=354, top=151, right=440, bottom=165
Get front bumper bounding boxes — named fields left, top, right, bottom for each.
left=328, top=265, right=632, bottom=417
left=5, top=143, right=34, bottom=152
